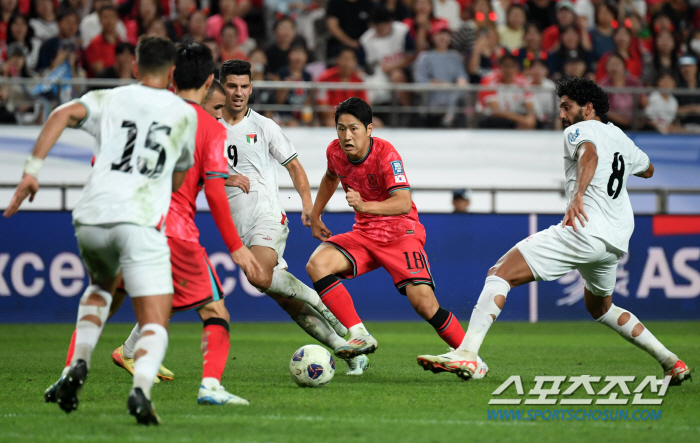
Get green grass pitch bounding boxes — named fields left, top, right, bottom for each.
left=1, top=321, right=698, bottom=443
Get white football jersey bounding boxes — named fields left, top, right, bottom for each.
left=220, top=108, right=298, bottom=236
left=563, top=120, right=650, bottom=253
left=72, top=84, right=197, bottom=227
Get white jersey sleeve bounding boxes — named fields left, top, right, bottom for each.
left=266, top=121, right=298, bottom=166
left=627, top=141, right=651, bottom=176
left=74, top=89, right=107, bottom=139
left=563, top=123, right=597, bottom=160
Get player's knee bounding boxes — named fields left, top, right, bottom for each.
left=249, top=271, right=273, bottom=292
left=199, top=302, right=230, bottom=323
left=305, top=258, right=327, bottom=280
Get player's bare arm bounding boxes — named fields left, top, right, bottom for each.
left=4, top=101, right=87, bottom=218
left=284, top=158, right=314, bottom=227
left=172, top=171, right=188, bottom=192
left=346, top=188, right=412, bottom=215
left=224, top=174, right=250, bottom=193
left=310, top=169, right=340, bottom=240
left=563, top=142, right=598, bottom=231
left=635, top=161, right=654, bottom=179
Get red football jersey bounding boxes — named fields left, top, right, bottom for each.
left=166, top=101, right=228, bottom=243
left=326, top=137, right=421, bottom=242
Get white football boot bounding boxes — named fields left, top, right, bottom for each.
left=346, top=355, right=370, bottom=376
left=198, top=379, right=249, bottom=406
left=417, top=348, right=488, bottom=381
left=334, top=335, right=378, bottom=359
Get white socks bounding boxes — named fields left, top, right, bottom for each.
left=348, top=323, right=369, bottom=338
left=292, top=304, right=347, bottom=349
left=268, top=269, right=326, bottom=310
left=132, top=323, right=168, bottom=400
left=458, top=276, right=510, bottom=360
left=122, top=323, right=141, bottom=359
left=73, top=285, right=113, bottom=368
left=596, top=304, right=677, bottom=370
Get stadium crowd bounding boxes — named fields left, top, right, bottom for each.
left=1, top=0, right=700, bottom=130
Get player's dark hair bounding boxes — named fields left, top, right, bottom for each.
left=556, top=77, right=610, bottom=118
left=334, top=97, right=373, bottom=128
left=220, top=59, right=252, bottom=81
left=174, top=41, right=215, bottom=90
left=203, top=78, right=224, bottom=103
left=136, top=35, right=177, bottom=75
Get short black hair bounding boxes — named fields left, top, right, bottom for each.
left=56, top=6, right=78, bottom=22
left=556, top=77, right=610, bottom=118
left=204, top=78, right=225, bottom=103
left=136, top=35, right=177, bottom=75
left=115, top=42, right=135, bottom=56
left=221, top=22, right=239, bottom=37
left=499, top=51, right=519, bottom=65
left=655, top=68, right=676, bottom=84
left=370, top=6, right=393, bottom=24
left=174, top=41, right=215, bottom=90
left=334, top=97, right=372, bottom=128
left=220, top=59, right=251, bottom=81
left=97, top=3, right=118, bottom=15
left=274, top=16, right=296, bottom=30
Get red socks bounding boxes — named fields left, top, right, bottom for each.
left=313, top=275, right=362, bottom=329
left=201, top=318, right=230, bottom=381
left=65, top=329, right=77, bottom=367
left=428, top=308, right=466, bottom=349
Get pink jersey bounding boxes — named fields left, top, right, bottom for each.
left=166, top=101, right=228, bottom=242
left=326, top=137, right=421, bottom=242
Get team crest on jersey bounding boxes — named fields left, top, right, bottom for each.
left=390, top=161, right=404, bottom=175
left=246, top=132, right=258, bottom=144
left=367, top=174, right=379, bottom=189
left=568, top=128, right=580, bottom=143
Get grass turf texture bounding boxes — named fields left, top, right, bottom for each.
left=0, top=321, right=698, bottom=443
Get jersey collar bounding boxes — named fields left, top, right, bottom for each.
left=348, top=137, right=373, bottom=165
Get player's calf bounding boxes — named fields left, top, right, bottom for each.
left=73, top=285, right=113, bottom=368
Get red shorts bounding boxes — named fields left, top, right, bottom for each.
left=115, top=237, right=225, bottom=312
left=325, top=227, right=435, bottom=295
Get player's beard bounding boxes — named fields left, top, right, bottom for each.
left=561, top=109, right=585, bottom=128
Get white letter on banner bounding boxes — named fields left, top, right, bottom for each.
left=631, top=376, right=663, bottom=405
left=560, top=375, right=601, bottom=405
left=488, top=375, right=524, bottom=405
left=208, top=252, right=237, bottom=295
left=596, top=376, right=635, bottom=405
left=50, top=253, right=86, bottom=297
left=524, top=376, right=567, bottom=405
left=669, top=248, right=700, bottom=298
left=0, top=253, right=10, bottom=296
left=637, top=247, right=675, bottom=298
left=11, top=252, right=45, bottom=297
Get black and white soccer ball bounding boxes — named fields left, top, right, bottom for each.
left=289, top=345, right=335, bottom=387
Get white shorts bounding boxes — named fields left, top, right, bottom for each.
left=516, top=224, right=623, bottom=296
left=74, top=223, right=173, bottom=297
left=241, top=220, right=289, bottom=270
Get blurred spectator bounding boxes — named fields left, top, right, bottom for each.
left=207, top=0, right=249, bottom=46
left=575, top=0, right=603, bottom=30
left=588, top=3, right=616, bottom=61
left=316, top=47, right=367, bottom=126
left=562, top=51, right=591, bottom=79
left=96, top=41, right=135, bottom=80
left=599, top=52, right=645, bottom=129
left=515, top=22, right=546, bottom=70
left=528, top=57, right=556, bottom=127
left=498, top=4, right=526, bottom=51
left=85, top=5, right=121, bottom=77
left=676, top=54, right=700, bottom=131
left=526, top=0, right=556, bottom=32
left=432, top=0, right=462, bottom=31
left=166, top=0, right=195, bottom=42
left=266, top=17, right=305, bottom=78
left=125, top=0, right=163, bottom=44
left=452, top=189, right=471, bottom=213
left=452, top=0, right=495, bottom=64
left=5, top=13, right=40, bottom=70
left=80, top=0, right=127, bottom=49
left=0, top=43, right=34, bottom=123
left=185, top=10, right=208, bottom=43
left=659, top=0, right=700, bottom=41
left=29, top=0, right=57, bottom=42
left=686, top=28, right=700, bottom=62
left=36, top=7, right=79, bottom=73
left=247, top=48, right=275, bottom=113
left=478, top=52, right=537, bottom=129
left=403, top=0, right=449, bottom=53
left=360, top=6, right=414, bottom=106
left=645, top=69, right=683, bottom=134
left=379, top=0, right=411, bottom=22
left=146, top=18, right=168, bottom=39
left=413, top=25, right=467, bottom=127
left=617, top=0, right=647, bottom=25
left=326, top=0, right=373, bottom=61
left=204, top=38, right=221, bottom=72
left=220, top=23, right=247, bottom=62
left=542, top=1, right=584, bottom=53
left=642, top=30, right=678, bottom=86
left=595, top=26, right=642, bottom=81
left=265, top=0, right=313, bottom=16
left=468, top=24, right=500, bottom=83
left=547, top=25, right=593, bottom=81
left=0, top=0, right=17, bottom=42
left=276, top=44, right=313, bottom=126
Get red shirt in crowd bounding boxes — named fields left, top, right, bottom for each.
left=85, top=34, right=119, bottom=77
left=316, top=66, right=368, bottom=106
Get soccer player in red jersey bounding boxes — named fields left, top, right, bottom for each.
left=305, top=98, right=483, bottom=373
left=45, top=42, right=263, bottom=407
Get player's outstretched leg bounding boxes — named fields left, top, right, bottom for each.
left=56, top=285, right=112, bottom=413
left=112, top=324, right=174, bottom=383
left=196, top=301, right=249, bottom=405
left=587, top=292, right=691, bottom=385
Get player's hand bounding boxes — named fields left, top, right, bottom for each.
left=230, top=245, right=263, bottom=280
left=3, top=174, right=39, bottom=218
left=562, top=194, right=588, bottom=232
left=301, top=204, right=313, bottom=228
left=225, top=174, right=250, bottom=193
left=310, top=217, right=332, bottom=241
left=346, top=187, right=365, bottom=212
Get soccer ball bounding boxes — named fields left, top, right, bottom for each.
left=289, top=345, right=335, bottom=387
